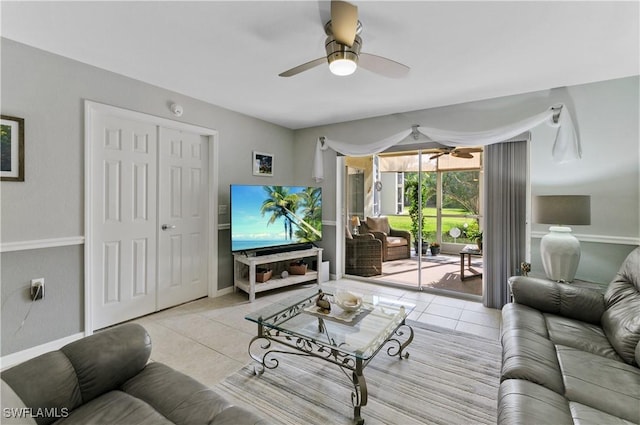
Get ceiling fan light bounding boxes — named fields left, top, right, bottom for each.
left=326, top=35, right=361, bottom=76
left=329, top=58, right=357, bottom=76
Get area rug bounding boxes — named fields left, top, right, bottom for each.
left=213, top=322, right=501, bottom=425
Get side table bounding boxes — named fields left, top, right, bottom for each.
left=460, top=244, right=482, bottom=281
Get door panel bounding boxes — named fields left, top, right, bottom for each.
left=158, top=128, right=209, bottom=309
left=92, top=114, right=158, bottom=329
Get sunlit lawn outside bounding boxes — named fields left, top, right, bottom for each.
left=386, top=208, right=479, bottom=243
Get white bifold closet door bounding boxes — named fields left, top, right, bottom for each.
left=157, top=127, right=209, bottom=310
left=91, top=113, right=208, bottom=329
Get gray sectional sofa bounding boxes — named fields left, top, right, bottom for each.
left=1, top=323, right=267, bottom=425
left=498, top=247, right=640, bottom=424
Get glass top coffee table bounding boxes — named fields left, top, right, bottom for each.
left=245, top=287, right=415, bottom=424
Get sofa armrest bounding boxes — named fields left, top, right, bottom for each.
left=368, top=230, right=388, bottom=244
left=352, top=233, right=375, bottom=240
left=509, top=276, right=605, bottom=325
left=122, top=362, right=267, bottom=425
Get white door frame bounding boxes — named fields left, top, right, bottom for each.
left=335, top=156, right=345, bottom=279
left=84, top=100, right=219, bottom=335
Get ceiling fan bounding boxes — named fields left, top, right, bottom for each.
left=428, top=147, right=483, bottom=160
left=279, top=1, right=410, bottom=78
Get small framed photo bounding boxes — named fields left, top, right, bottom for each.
left=1, top=115, right=25, bottom=182
left=252, top=151, right=273, bottom=177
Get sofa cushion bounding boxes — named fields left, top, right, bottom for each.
left=544, top=314, right=622, bottom=361
left=1, top=351, right=82, bottom=425
left=498, top=379, right=572, bottom=425
left=386, top=236, right=407, bottom=247
left=500, top=328, right=564, bottom=394
left=569, top=402, right=636, bottom=425
left=56, top=391, right=172, bottom=425
left=60, top=324, right=151, bottom=404
left=602, top=248, right=640, bottom=365
left=556, top=346, right=640, bottom=424
left=365, top=216, right=390, bottom=234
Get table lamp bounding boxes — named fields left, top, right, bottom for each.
left=533, top=195, right=590, bottom=282
left=351, top=216, right=361, bottom=235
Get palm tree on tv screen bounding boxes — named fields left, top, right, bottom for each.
left=295, top=187, right=322, bottom=242
left=260, top=186, right=321, bottom=241
left=260, top=186, right=298, bottom=240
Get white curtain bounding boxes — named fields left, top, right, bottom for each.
left=483, top=141, right=528, bottom=309
left=312, top=104, right=579, bottom=182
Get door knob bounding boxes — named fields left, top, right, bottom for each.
left=161, top=224, right=176, bottom=231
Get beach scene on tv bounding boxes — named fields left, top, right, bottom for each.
left=231, top=185, right=322, bottom=252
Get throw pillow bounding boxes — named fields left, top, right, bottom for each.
left=366, top=217, right=390, bottom=235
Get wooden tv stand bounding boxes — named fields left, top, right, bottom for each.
left=233, top=247, right=323, bottom=302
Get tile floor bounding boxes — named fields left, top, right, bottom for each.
left=130, top=278, right=502, bottom=387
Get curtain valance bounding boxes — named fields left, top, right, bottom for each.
left=312, top=104, right=579, bottom=182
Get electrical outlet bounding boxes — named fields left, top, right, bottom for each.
left=30, top=278, right=44, bottom=301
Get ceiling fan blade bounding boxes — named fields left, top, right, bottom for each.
left=359, top=53, right=410, bottom=78
left=451, top=151, right=474, bottom=159
left=331, top=1, right=358, bottom=46
left=430, top=153, right=446, bottom=160
left=455, top=147, right=483, bottom=153
left=279, top=57, right=326, bottom=77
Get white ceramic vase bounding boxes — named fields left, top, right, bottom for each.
left=540, top=226, right=580, bottom=282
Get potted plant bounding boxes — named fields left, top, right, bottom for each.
left=414, top=230, right=430, bottom=255
left=466, top=224, right=483, bottom=251
left=406, top=180, right=429, bottom=255
left=430, top=242, right=441, bottom=256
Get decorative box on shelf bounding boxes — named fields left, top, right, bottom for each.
left=288, top=261, right=308, bottom=275
left=256, top=268, right=272, bottom=283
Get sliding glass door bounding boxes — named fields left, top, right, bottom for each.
left=343, top=148, right=484, bottom=297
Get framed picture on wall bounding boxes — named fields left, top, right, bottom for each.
left=252, top=151, right=273, bottom=177
left=1, top=115, right=25, bottom=182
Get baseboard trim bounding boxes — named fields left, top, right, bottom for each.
left=215, top=286, right=235, bottom=297
left=0, top=237, right=85, bottom=253
left=1, top=332, right=85, bottom=370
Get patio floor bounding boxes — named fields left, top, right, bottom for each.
left=368, top=253, right=483, bottom=296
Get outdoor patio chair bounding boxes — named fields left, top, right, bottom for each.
left=345, top=226, right=383, bottom=276
left=361, top=216, right=411, bottom=262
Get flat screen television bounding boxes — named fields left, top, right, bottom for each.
left=230, top=184, right=322, bottom=253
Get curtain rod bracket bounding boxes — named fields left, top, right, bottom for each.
left=411, top=125, right=420, bottom=140
left=319, top=136, right=325, bottom=147
left=551, top=105, right=563, bottom=124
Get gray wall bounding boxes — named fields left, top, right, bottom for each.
left=2, top=36, right=638, bottom=357
left=0, top=38, right=295, bottom=355
left=1, top=246, right=84, bottom=355
left=293, top=77, right=640, bottom=280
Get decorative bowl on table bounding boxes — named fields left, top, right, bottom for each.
left=334, top=290, right=363, bottom=312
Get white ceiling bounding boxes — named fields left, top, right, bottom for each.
left=1, top=1, right=638, bottom=129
